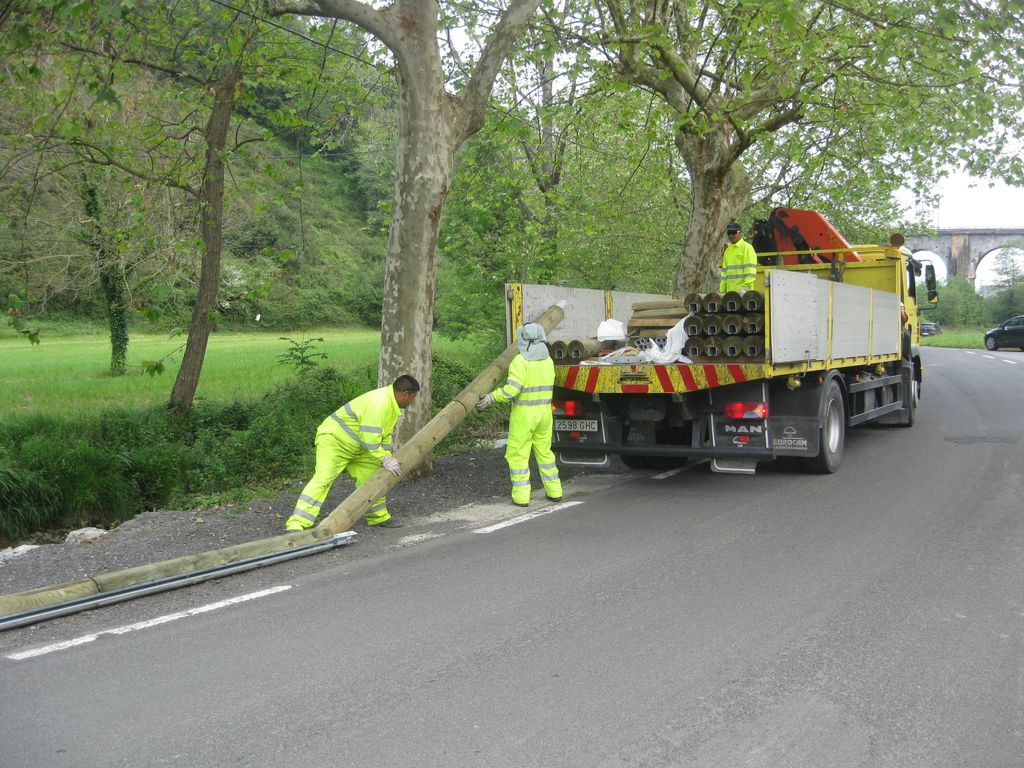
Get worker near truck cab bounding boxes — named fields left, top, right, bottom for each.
left=720, top=222, right=758, bottom=293
left=476, top=323, right=563, bottom=507
left=284, top=375, right=420, bottom=532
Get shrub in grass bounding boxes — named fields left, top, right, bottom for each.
left=0, top=447, right=59, bottom=545
left=0, top=360, right=503, bottom=543
left=16, top=434, right=139, bottom=531
left=127, top=443, right=190, bottom=511
left=430, top=352, right=508, bottom=452
left=430, top=353, right=476, bottom=406
left=182, top=365, right=372, bottom=492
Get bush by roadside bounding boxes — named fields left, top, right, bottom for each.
left=0, top=355, right=503, bottom=546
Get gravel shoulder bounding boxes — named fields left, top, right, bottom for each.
left=0, top=449, right=621, bottom=597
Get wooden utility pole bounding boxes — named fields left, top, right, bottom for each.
left=0, top=303, right=566, bottom=619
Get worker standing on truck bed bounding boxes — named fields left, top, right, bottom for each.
left=720, top=221, right=758, bottom=293
left=284, top=375, right=421, bottom=531
left=477, top=323, right=563, bottom=507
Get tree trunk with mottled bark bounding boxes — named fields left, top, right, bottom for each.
left=168, top=58, right=243, bottom=411
left=270, top=0, right=544, bottom=470
left=675, top=134, right=752, bottom=296
left=376, top=48, right=458, bottom=455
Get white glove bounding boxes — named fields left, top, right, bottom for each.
left=382, top=456, right=401, bottom=476
left=476, top=393, right=495, bottom=411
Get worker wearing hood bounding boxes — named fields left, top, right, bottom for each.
left=476, top=323, right=563, bottom=506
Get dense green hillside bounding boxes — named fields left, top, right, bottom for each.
left=1, top=138, right=389, bottom=334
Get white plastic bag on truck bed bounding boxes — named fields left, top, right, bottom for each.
left=641, top=316, right=691, bottom=364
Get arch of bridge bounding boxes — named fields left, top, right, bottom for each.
left=906, top=228, right=1024, bottom=281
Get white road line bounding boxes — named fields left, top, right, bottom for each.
left=964, top=351, right=976, bottom=355
left=983, top=355, right=996, bottom=359
left=1003, top=359, right=1017, bottom=364
left=474, top=501, right=584, bottom=534
left=651, top=467, right=685, bottom=480
left=6, top=585, right=291, bottom=661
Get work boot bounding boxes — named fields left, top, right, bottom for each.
left=373, top=516, right=404, bottom=528
left=545, top=495, right=562, bottom=502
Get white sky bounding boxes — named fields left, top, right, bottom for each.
left=931, top=173, right=1024, bottom=229
left=902, top=173, right=1024, bottom=287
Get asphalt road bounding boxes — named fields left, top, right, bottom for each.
left=2, top=347, right=1022, bottom=767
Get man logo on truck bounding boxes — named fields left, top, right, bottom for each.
left=723, top=424, right=764, bottom=434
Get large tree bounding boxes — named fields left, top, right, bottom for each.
left=270, top=0, right=544, bottom=447
left=1, top=1, right=369, bottom=405
left=599, top=0, right=1024, bottom=296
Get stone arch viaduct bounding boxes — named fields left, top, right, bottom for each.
left=906, top=227, right=1024, bottom=284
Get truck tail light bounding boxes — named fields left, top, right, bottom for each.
left=724, top=401, right=769, bottom=419
left=553, top=399, right=583, bottom=417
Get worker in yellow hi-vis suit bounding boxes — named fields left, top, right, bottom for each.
left=476, top=323, right=562, bottom=507
left=720, top=221, right=758, bottom=293
left=285, top=375, right=420, bottom=531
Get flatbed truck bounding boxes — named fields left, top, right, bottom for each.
left=507, top=228, right=938, bottom=475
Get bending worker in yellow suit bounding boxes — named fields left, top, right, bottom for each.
left=476, top=323, right=562, bottom=507
left=285, top=375, right=420, bottom=531
left=720, top=221, right=758, bottom=293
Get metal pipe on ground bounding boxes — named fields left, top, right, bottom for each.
left=0, top=533, right=357, bottom=632
left=0, top=302, right=567, bottom=624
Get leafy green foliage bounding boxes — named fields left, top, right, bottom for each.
left=6, top=296, right=42, bottom=344
left=277, top=335, right=328, bottom=373
left=929, top=276, right=988, bottom=329
left=436, top=89, right=679, bottom=336
left=0, top=365, right=372, bottom=544
left=0, top=342, right=519, bottom=542
left=596, top=0, right=1024, bottom=288
left=0, top=446, right=55, bottom=544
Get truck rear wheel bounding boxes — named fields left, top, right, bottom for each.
left=897, top=378, right=918, bottom=428
left=804, top=380, right=845, bottom=474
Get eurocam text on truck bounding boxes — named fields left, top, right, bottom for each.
left=506, top=208, right=939, bottom=475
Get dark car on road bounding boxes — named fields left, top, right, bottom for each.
left=921, top=322, right=941, bottom=336
left=984, top=315, right=1024, bottom=350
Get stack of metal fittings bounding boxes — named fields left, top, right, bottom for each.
left=548, top=340, right=569, bottom=361
left=680, top=290, right=766, bottom=361
left=549, top=338, right=622, bottom=365
left=568, top=338, right=603, bottom=359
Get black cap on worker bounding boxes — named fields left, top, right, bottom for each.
left=726, top=222, right=741, bottom=234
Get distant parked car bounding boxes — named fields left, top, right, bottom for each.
left=921, top=322, right=941, bottom=337
left=984, top=315, right=1024, bottom=350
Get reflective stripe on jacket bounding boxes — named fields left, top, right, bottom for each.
left=719, top=238, right=758, bottom=293
left=490, top=354, right=554, bottom=408
left=319, top=385, right=399, bottom=461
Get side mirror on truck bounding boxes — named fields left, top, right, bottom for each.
left=924, top=264, right=939, bottom=304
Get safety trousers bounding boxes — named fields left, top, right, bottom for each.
left=285, top=430, right=391, bottom=531
left=505, top=406, right=562, bottom=505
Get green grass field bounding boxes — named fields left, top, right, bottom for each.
left=919, top=328, right=986, bottom=349
left=0, top=322, right=986, bottom=416
left=0, top=328, right=387, bottom=415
